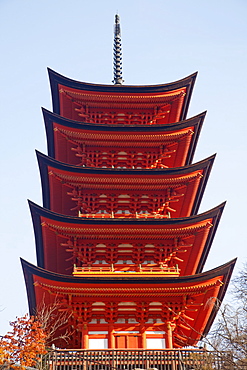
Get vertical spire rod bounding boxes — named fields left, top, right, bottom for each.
left=113, top=14, right=123, bottom=85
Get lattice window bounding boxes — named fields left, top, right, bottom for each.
left=75, top=148, right=174, bottom=169
left=64, top=238, right=188, bottom=272
left=79, top=109, right=155, bottom=125
left=71, top=189, right=183, bottom=218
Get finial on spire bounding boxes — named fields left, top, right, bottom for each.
left=113, top=14, right=123, bottom=85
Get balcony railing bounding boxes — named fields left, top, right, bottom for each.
left=72, top=265, right=180, bottom=276
left=43, top=349, right=236, bottom=370
left=78, top=212, right=170, bottom=219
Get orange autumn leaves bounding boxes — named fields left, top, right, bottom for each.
left=0, top=314, right=47, bottom=368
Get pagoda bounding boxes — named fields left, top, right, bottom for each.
left=22, top=14, right=235, bottom=350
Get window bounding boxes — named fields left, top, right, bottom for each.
left=146, top=338, right=165, bottom=349
left=88, top=338, right=108, bottom=349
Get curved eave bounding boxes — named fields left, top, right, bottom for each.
left=42, top=108, right=205, bottom=164
left=29, top=199, right=225, bottom=227
left=195, top=199, right=224, bottom=273
left=21, top=257, right=236, bottom=313
left=48, top=69, right=197, bottom=121
left=37, top=150, right=215, bottom=215
left=29, top=200, right=225, bottom=272
left=201, top=257, right=236, bottom=339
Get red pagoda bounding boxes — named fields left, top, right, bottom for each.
left=22, top=14, right=235, bottom=351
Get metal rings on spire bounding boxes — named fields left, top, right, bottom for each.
left=113, top=14, right=123, bottom=85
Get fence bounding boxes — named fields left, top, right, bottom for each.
left=43, top=349, right=235, bottom=370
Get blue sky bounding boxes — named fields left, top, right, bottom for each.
left=0, top=0, right=247, bottom=335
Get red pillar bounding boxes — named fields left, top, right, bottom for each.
left=81, top=324, right=89, bottom=349
left=166, top=322, right=175, bottom=349
left=140, top=326, right=146, bottom=349
left=108, top=325, right=115, bottom=348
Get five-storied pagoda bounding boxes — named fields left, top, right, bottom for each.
left=22, top=15, right=235, bottom=350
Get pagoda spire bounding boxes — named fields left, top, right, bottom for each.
left=113, top=14, right=123, bottom=85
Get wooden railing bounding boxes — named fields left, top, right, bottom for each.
left=78, top=212, right=170, bottom=219
left=73, top=265, right=180, bottom=276
left=42, top=349, right=234, bottom=370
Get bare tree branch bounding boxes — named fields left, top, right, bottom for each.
left=35, top=295, right=73, bottom=348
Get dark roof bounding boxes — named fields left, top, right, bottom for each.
left=42, top=108, right=205, bottom=164
left=21, top=256, right=236, bottom=285
left=29, top=200, right=225, bottom=273
left=37, top=150, right=215, bottom=216
left=48, top=68, right=197, bottom=120
left=29, top=199, right=225, bottom=227
left=21, top=256, right=236, bottom=340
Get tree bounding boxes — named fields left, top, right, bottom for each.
left=0, top=297, right=73, bottom=370
left=0, top=295, right=73, bottom=370
left=0, top=314, right=47, bottom=369
left=35, top=296, right=73, bottom=348
left=205, top=263, right=247, bottom=369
